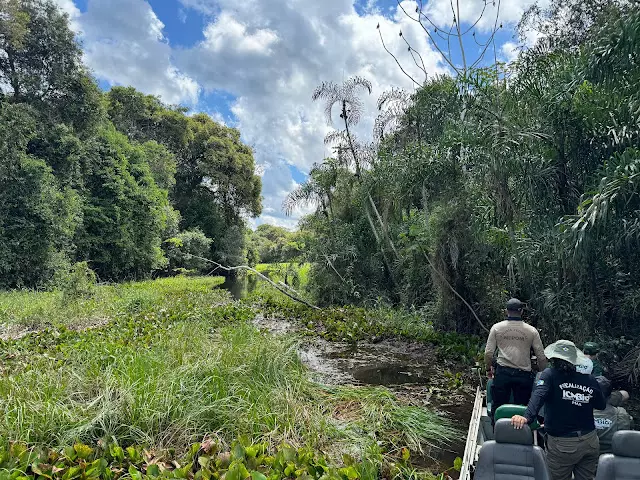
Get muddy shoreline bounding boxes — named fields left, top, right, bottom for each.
left=253, top=314, right=476, bottom=475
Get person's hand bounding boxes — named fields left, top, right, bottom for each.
left=511, top=415, right=527, bottom=429
left=487, top=366, right=494, bottom=379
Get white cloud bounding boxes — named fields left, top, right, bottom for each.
left=500, top=41, right=519, bottom=63
left=65, top=0, right=540, bottom=229
left=77, top=0, right=200, bottom=105
left=52, top=0, right=81, bottom=29
left=202, top=12, right=279, bottom=55
left=175, top=0, right=448, bottom=226
left=422, top=0, right=550, bottom=32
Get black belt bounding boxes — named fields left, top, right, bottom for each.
left=552, top=429, right=594, bottom=438
left=496, top=365, right=533, bottom=375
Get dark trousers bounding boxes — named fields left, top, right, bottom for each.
left=546, top=430, right=599, bottom=480
left=491, top=366, right=534, bottom=418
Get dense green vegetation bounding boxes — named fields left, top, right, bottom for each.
left=247, top=225, right=308, bottom=266
left=288, top=0, right=640, bottom=346
left=0, top=0, right=261, bottom=288
left=0, top=277, right=459, bottom=480
left=3, top=0, right=640, bottom=477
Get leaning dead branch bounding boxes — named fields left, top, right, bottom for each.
left=182, top=252, right=321, bottom=310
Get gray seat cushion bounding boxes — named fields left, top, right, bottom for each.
left=475, top=419, right=551, bottom=480
left=595, top=430, right=640, bottom=480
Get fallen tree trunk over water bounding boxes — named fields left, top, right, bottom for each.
left=182, top=252, right=321, bottom=310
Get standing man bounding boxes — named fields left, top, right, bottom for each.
left=583, top=342, right=604, bottom=377
left=485, top=298, right=548, bottom=418
left=512, top=340, right=606, bottom=480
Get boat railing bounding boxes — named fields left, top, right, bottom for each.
left=459, top=385, right=484, bottom=480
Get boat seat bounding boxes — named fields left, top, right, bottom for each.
left=494, top=404, right=540, bottom=430
left=474, top=419, right=551, bottom=480
left=595, top=430, right=640, bottom=480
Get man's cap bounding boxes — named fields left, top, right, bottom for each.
left=506, top=298, right=523, bottom=310
left=576, top=356, right=593, bottom=375
left=609, top=391, right=630, bottom=407
left=583, top=342, right=600, bottom=355
left=544, top=340, right=588, bottom=366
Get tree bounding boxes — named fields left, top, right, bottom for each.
left=105, top=89, right=263, bottom=264
left=0, top=101, right=80, bottom=288
left=0, top=0, right=95, bottom=120
left=165, top=228, right=213, bottom=274
left=74, top=126, right=170, bottom=280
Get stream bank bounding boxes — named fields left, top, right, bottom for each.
left=253, top=313, right=476, bottom=475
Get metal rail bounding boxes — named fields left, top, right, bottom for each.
left=459, top=386, right=484, bottom=480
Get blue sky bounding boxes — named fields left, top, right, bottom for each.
left=55, top=0, right=542, bottom=229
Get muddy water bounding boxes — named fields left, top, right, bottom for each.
left=253, top=314, right=475, bottom=474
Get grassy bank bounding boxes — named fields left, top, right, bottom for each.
left=251, top=263, right=311, bottom=290
left=0, top=277, right=459, bottom=479
left=0, top=276, right=226, bottom=332
left=245, top=282, right=482, bottom=365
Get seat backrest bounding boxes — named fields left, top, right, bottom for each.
left=494, top=404, right=540, bottom=430
left=475, top=419, right=551, bottom=480
left=595, top=430, right=640, bottom=480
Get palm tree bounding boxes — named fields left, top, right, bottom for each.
left=312, top=76, right=372, bottom=177
left=283, top=160, right=338, bottom=218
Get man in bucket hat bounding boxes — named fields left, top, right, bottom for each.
left=484, top=298, right=547, bottom=420
left=512, top=340, right=606, bottom=480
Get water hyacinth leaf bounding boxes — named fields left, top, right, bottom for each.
left=128, top=466, right=142, bottom=480
left=62, top=465, right=81, bottom=480
left=250, top=471, right=266, bottom=480
left=126, top=447, right=141, bottom=463
left=338, top=466, right=359, bottom=480
left=109, top=446, right=124, bottom=463
left=231, top=444, right=245, bottom=462
left=226, top=462, right=250, bottom=480
left=244, top=446, right=259, bottom=459
left=216, top=453, right=231, bottom=469
left=146, top=464, right=160, bottom=477
left=188, top=444, right=202, bottom=461
left=31, top=464, right=51, bottom=479
left=284, top=464, right=296, bottom=477
left=281, top=447, right=296, bottom=463
left=73, top=444, right=93, bottom=460
left=63, top=448, right=76, bottom=462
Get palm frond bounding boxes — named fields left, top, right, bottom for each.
left=324, top=130, right=347, bottom=146
left=283, top=182, right=319, bottom=216
left=377, top=87, right=409, bottom=111
left=344, top=76, right=373, bottom=97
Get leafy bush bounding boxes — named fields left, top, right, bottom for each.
left=0, top=439, right=393, bottom=480
left=165, top=229, right=213, bottom=274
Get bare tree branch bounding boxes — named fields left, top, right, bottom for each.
left=377, top=27, right=422, bottom=87
left=182, top=252, right=321, bottom=310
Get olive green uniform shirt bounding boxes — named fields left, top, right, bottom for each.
left=594, top=404, right=633, bottom=454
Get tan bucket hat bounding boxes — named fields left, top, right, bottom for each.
left=544, top=340, right=588, bottom=366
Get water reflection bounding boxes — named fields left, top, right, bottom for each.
left=220, top=273, right=257, bottom=300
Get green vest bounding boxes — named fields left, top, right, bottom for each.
left=592, top=359, right=604, bottom=377
left=594, top=404, right=633, bottom=454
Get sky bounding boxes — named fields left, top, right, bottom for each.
left=52, top=0, right=545, bottom=230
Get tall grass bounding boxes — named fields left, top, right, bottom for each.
left=0, top=276, right=458, bottom=471
left=0, top=276, right=225, bottom=330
